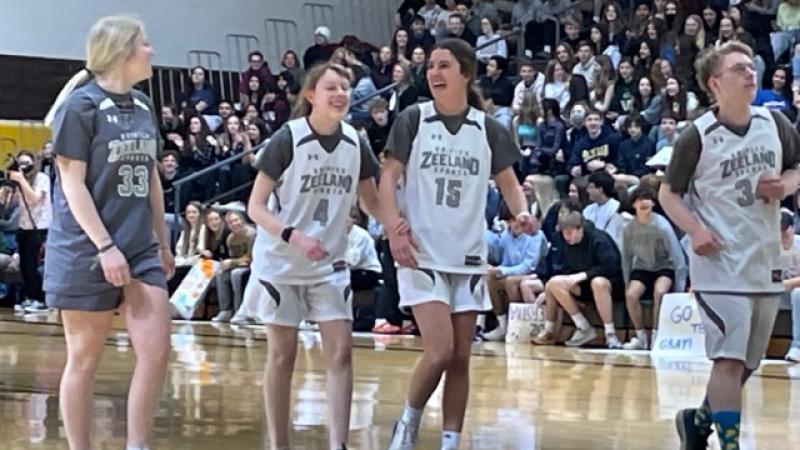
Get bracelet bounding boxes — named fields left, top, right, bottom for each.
left=97, top=243, right=116, bottom=255
left=281, top=226, right=295, bottom=243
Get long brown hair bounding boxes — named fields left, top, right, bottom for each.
left=181, top=201, right=205, bottom=256
left=428, top=39, right=483, bottom=111
left=291, top=62, right=351, bottom=118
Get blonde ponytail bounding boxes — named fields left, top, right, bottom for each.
left=44, top=69, right=92, bottom=127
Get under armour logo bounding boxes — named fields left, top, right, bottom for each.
left=308, top=154, right=319, bottom=161
left=106, top=115, right=119, bottom=124
left=430, top=133, right=443, bottom=141
left=712, top=136, right=724, bottom=145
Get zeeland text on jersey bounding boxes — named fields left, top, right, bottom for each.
left=719, top=145, right=776, bottom=179
left=107, top=132, right=158, bottom=163
left=420, top=150, right=480, bottom=176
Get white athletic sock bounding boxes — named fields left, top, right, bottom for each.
left=441, top=430, right=461, bottom=449
left=604, top=323, right=616, bottom=336
left=476, top=315, right=486, bottom=329
left=571, top=313, right=590, bottom=330
left=496, top=314, right=507, bottom=329
left=401, top=403, right=423, bottom=426
left=544, top=320, right=556, bottom=333
left=636, top=329, right=647, bottom=342
left=374, top=318, right=388, bottom=327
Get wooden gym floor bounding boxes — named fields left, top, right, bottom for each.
left=0, top=310, right=797, bottom=450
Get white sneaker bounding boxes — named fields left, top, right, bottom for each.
left=387, top=420, right=418, bottom=450
left=650, top=330, right=657, bottom=349
left=786, top=347, right=800, bottom=363
left=622, top=337, right=647, bottom=350
left=481, top=325, right=507, bottom=342
left=24, top=300, right=47, bottom=313
left=211, top=310, right=232, bottom=322
left=606, top=334, right=623, bottom=349
left=565, top=327, right=598, bottom=347
left=14, top=299, right=32, bottom=312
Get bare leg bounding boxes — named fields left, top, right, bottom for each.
left=547, top=276, right=581, bottom=315
left=485, top=275, right=506, bottom=315
left=59, top=309, right=115, bottom=450
left=119, top=281, right=172, bottom=447
left=264, top=325, right=299, bottom=450
left=625, top=280, right=647, bottom=330
left=652, top=276, right=673, bottom=328
left=590, top=277, right=614, bottom=325
left=406, top=302, right=454, bottom=409
left=318, top=320, right=353, bottom=450
left=520, top=278, right=544, bottom=303
left=441, top=312, right=478, bottom=432
left=707, top=359, right=745, bottom=411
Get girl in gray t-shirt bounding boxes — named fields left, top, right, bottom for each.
left=43, top=16, right=174, bottom=450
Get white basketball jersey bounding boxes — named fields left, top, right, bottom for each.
left=252, top=118, right=361, bottom=284
left=400, top=102, right=492, bottom=274
left=687, top=106, right=783, bottom=294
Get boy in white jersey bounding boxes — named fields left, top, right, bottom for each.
left=659, top=42, right=800, bottom=450
left=380, top=39, right=532, bottom=450
left=247, top=63, right=404, bottom=450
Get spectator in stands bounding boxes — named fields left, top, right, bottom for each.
left=476, top=17, right=507, bottom=68
left=409, top=46, right=430, bottom=98
left=373, top=46, right=395, bottom=90
left=181, top=116, right=217, bottom=201
left=609, top=58, right=637, bottom=123
left=241, top=75, right=266, bottom=111
left=543, top=60, right=571, bottom=112
left=754, top=66, right=792, bottom=115
left=655, top=112, right=679, bottom=151
left=601, top=1, right=627, bottom=49
left=9, top=150, right=50, bottom=312
left=589, top=56, right=615, bottom=116
left=536, top=210, right=624, bottom=348
left=396, top=0, right=424, bottom=29
left=215, top=115, right=252, bottom=194
left=416, top=0, right=442, bottom=31
left=185, top=66, right=220, bottom=129
left=160, top=104, right=185, bottom=151
left=617, top=115, right=656, bottom=179
left=620, top=186, right=680, bottom=350
left=367, top=98, right=391, bottom=154
left=715, top=17, right=737, bottom=48
left=568, top=110, right=621, bottom=177
left=683, top=14, right=709, bottom=50
left=635, top=76, right=662, bottom=127
left=538, top=99, right=567, bottom=176
left=391, top=29, right=412, bottom=66
left=780, top=209, right=800, bottom=362
left=211, top=211, right=255, bottom=322
left=39, top=140, right=56, bottom=192
left=456, top=1, right=480, bottom=36
left=0, top=184, right=20, bottom=240
left=772, top=0, right=800, bottom=62
left=702, top=4, right=722, bottom=43
left=280, top=50, right=304, bottom=87
left=246, top=120, right=269, bottom=148
left=479, top=55, right=514, bottom=108
left=389, top=62, right=419, bottom=115
left=303, top=26, right=334, bottom=69
left=159, top=150, right=189, bottom=219
left=630, top=0, right=653, bottom=37
left=661, top=76, right=698, bottom=122
left=513, top=93, right=542, bottom=175
left=174, top=201, right=206, bottom=268
left=566, top=75, right=590, bottom=114
left=741, top=0, right=779, bottom=72
left=239, top=51, right=274, bottom=101
left=562, top=17, right=583, bottom=51
left=554, top=43, right=575, bottom=73
left=260, top=82, right=290, bottom=131
left=471, top=0, right=500, bottom=32
left=481, top=86, right=514, bottom=131
left=573, top=41, right=598, bottom=89
left=513, top=59, right=545, bottom=112
left=201, top=209, right=229, bottom=262
left=243, top=103, right=260, bottom=126
left=346, top=208, right=382, bottom=291
left=634, top=39, right=659, bottom=81
left=347, top=52, right=379, bottom=124
left=583, top=170, right=621, bottom=233
left=443, top=13, right=477, bottom=46
left=590, top=23, right=621, bottom=70
left=408, top=15, right=435, bottom=54
left=482, top=210, right=549, bottom=341
left=215, top=100, right=235, bottom=134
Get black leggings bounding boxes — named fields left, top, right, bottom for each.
left=17, top=229, right=46, bottom=303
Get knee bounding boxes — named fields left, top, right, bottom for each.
left=66, top=348, right=103, bottom=375
left=447, top=348, right=471, bottom=374
left=503, top=278, right=519, bottom=293
left=653, top=288, right=668, bottom=301
left=327, top=344, right=353, bottom=370
left=590, top=277, right=611, bottom=293
left=426, top=343, right=454, bottom=372
left=545, top=276, right=567, bottom=294
left=269, top=347, right=297, bottom=370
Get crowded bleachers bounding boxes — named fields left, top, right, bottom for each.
left=6, top=0, right=800, bottom=361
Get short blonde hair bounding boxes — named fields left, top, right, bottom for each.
left=45, top=15, right=144, bottom=126
left=694, top=40, right=754, bottom=101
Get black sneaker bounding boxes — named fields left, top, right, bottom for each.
left=675, top=408, right=712, bottom=450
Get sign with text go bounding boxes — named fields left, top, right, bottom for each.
left=651, top=293, right=706, bottom=357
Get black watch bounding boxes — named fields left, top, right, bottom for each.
left=281, top=226, right=295, bottom=243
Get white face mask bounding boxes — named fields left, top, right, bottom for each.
left=570, top=110, right=585, bottom=126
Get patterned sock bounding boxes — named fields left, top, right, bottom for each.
left=694, top=396, right=713, bottom=430
left=712, top=410, right=741, bottom=450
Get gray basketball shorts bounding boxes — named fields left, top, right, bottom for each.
left=46, top=248, right=167, bottom=312
left=259, top=273, right=353, bottom=327
left=694, top=292, right=781, bottom=370
left=397, top=267, right=490, bottom=314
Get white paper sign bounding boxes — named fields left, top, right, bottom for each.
left=651, top=293, right=706, bottom=357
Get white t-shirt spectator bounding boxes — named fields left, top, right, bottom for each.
left=18, top=172, right=51, bottom=230
left=583, top=198, right=620, bottom=234
left=476, top=34, right=508, bottom=63
left=512, top=72, right=545, bottom=111
left=346, top=225, right=382, bottom=273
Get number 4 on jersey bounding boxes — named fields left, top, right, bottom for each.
left=313, top=198, right=329, bottom=226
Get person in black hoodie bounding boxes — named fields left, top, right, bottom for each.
left=478, top=55, right=515, bottom=107
left=616, top=114, right=656, bottom=180
left=533, top=210, right=624, bottom=348
left=568, top=109, right=621, bottom=178
left=366, top=98, right=391, bottom=156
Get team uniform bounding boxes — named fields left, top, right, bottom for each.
left=45, top=80, right=166, bottom=310
left=251, top=118, right=379, bottom=327
left=385, top=102, right=520, bottom=313
left=666, top=106, right=800, bottom=369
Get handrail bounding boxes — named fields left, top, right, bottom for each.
left=172, top=139, right=268, bottom=217
left=351, top=27, right=521, bottom=110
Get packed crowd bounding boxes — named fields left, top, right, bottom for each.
left=6, top=0, right=800, bottom=360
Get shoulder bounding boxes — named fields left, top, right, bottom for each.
left=396, top=104, right=423, bottom=129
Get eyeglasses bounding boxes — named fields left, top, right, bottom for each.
left=715, top=62, right=756, bottom=77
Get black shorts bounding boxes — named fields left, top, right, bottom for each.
left=630, top=269, right=675, bottom=300
left=46, top=248, right=167, bottom=312
left=575, top=275, right=625, bottom=304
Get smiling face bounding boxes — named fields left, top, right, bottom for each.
left=773, top=68, right=787, bottom=91
left=249, top=75, right=260, bottom=92
left=226, top=213, right=245, bottom=234
left=206, top=211, right=222, bottom=232
left=639, top=77, right=652, bottom=97
left=719, top=18, right=734, bottom=39
left=226, top=116, right=241, bottom=135
left=665, top=77, right=680, bottom=96
left=305, top=68, right=351, bottom=122
left=684, top=17, right=700, bottom=36
left=395, top=29, right=408, bottom=47
left=191, top=67, right=205, bottom=85
left=189, top=117, right=203, bottom=134
left=412, top=47, right=426, bottom=65
left=185, top=204, right=200, bottom=225
left=380, top=46, right=392, bottom=64
left=427, top=48, right=470, bottom=104
left=282, top=52, right=296, bottom=68
left=392, top=64, right=405, bottom=83
left=639, top=41, right=651, bottom=60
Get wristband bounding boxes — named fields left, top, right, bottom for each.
left=97, top=242, right=116, bottom=255
left=281, top=226, right=295, bottom=243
